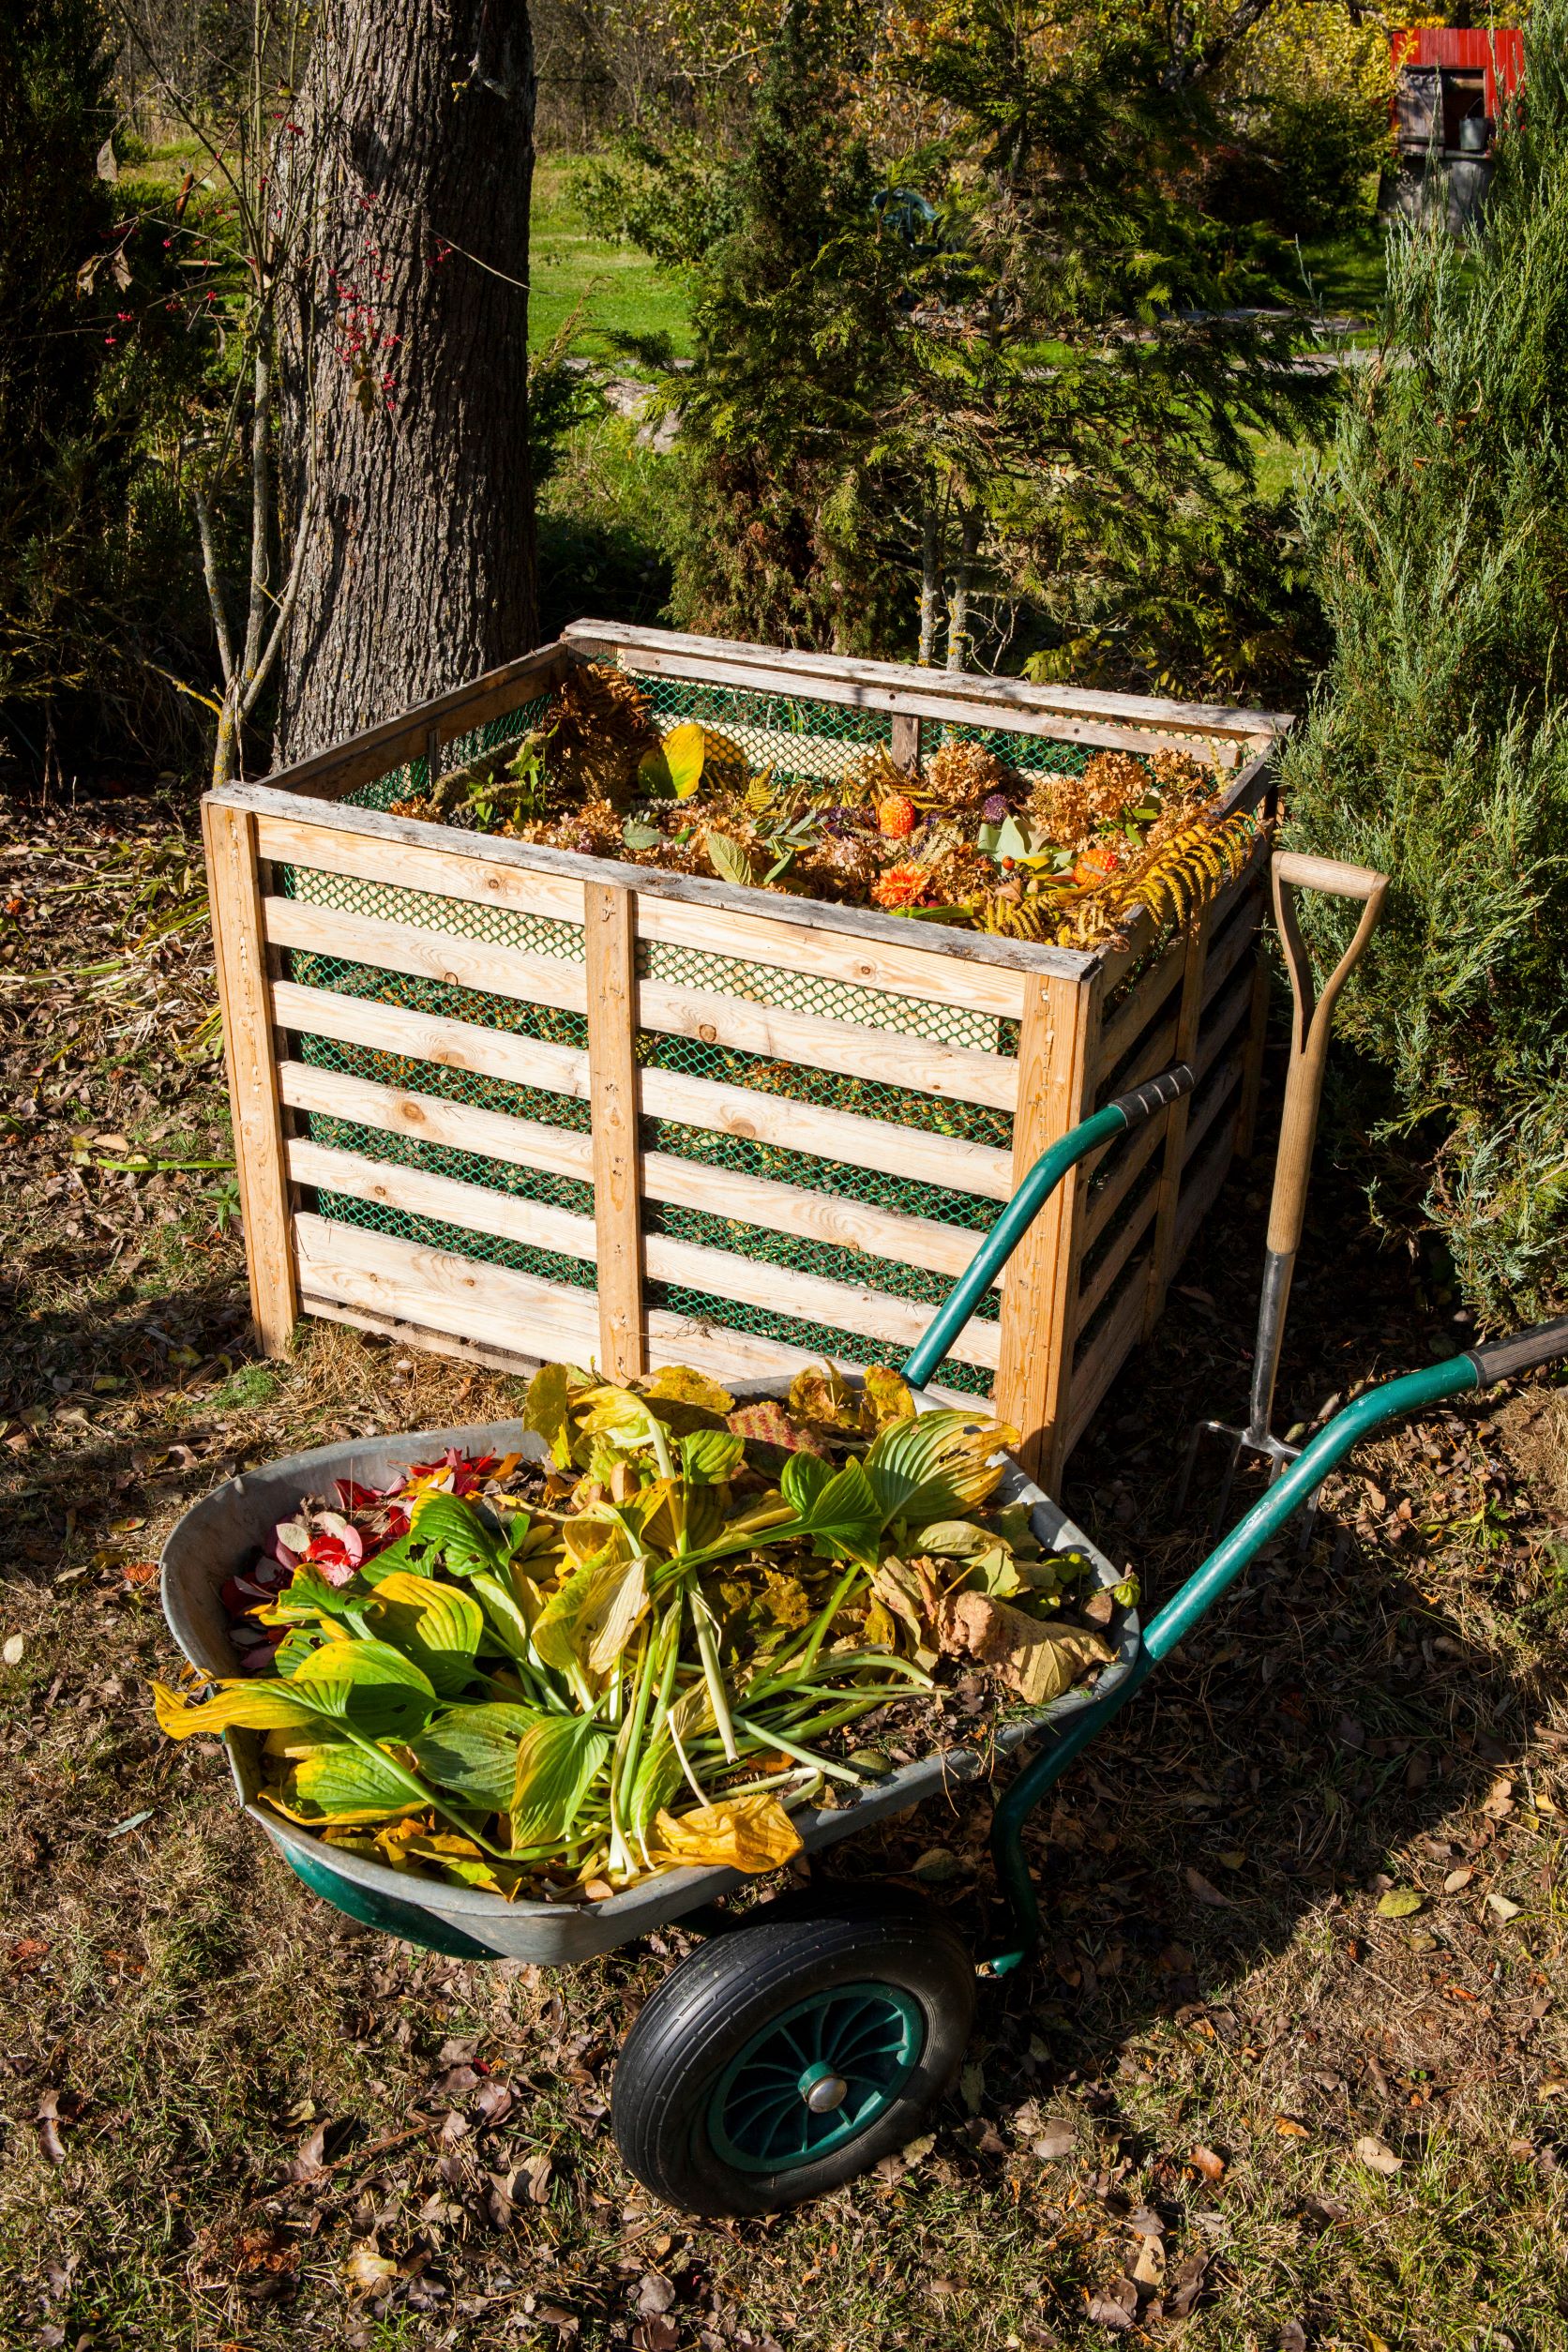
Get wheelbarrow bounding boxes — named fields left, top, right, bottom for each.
left=161, top=1063, right=1568, bottom=2215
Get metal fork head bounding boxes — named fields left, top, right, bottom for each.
left=1177, top=1416, right=1319, bottom=1545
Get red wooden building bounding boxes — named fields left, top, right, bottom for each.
left=1386, top=26, right=1524, bottom=228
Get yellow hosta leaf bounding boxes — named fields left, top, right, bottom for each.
left=651, top=1792, right=804, bottom=1875
left=151, top=1677, right=318, bottom=1740
left=940, top=1593, right=1113, bottom=1708
left=638, top=720, right=706, bottom=799
left=643, top=1364, right=733, bottom=1416
left=861, top=1365, right=916, bottom=1427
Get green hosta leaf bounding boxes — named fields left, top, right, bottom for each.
left=704, top=829, right=756, bottom=888
left=287, top=1740, right=423, bottom=1823
left=406, top=1492, right=503, bottom=1576
left=779, top=1451, right=882, bottom=1566
left=863, top=1409, right=1014, bottom=1529
left=679, top=1428, right=745, bottom=1485
left=272, top=1626, right=330, bottom=1676
left=622, top=820, right=665, bottom=852
left=268, top=1564, right=362, bottom=1620
left=510, top=1715, right=611, bottom=1848
left=288, top=1636, right=439, bottom=1737
left=408, top=1702, right=542, bottom=1808
left=364, top=1571, right=485, bottom=1698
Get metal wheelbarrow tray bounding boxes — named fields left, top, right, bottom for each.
left=159, top=1390, right=1141, bottom=1966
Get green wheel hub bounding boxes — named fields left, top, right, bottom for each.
left=708, top=1982, right=926, bottom=2174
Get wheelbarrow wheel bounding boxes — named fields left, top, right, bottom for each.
left=611, top=1889, right=973, bottom=2216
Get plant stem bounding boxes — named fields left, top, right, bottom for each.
left=688, top=1583, right=739, bottom=1762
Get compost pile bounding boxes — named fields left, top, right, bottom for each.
left=390, top=663, right=1255, bottom=950
left=154, top=1364, right=1125, bottom=1902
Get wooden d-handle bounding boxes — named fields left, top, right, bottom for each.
left=1265, top=851, right=1389, bottom=1259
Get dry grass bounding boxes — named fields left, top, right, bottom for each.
left=3, top=793, right=1567, bottom=2351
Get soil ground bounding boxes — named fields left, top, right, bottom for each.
left=2, top=792, right=1565, bottom=2352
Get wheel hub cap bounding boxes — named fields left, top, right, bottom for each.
left=709, top=1983, right=926, bottom=2175
left=799, top=2062, right=849, bottom=2114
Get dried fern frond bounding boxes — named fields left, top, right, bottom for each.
left=547, top=662, right=658, bottom=802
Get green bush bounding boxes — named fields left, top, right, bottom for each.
left=1281, top=0, right=1568, bottom=1324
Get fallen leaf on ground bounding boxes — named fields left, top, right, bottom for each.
left=1189, top=2144, right=1226, bottom=2180
left=637, top=2274, right=675, bottom=2316
left=284, top=2123, right=328, bottom=2182
left=1376, top=1888, right=1423, bottom=1918
left=1486, top=1892, right=1523, bottom=1922
left=1086, top=2275, right=1138, bottom=2329
left=36, top=2090, right=68, bottom=2165
left=1275, top=2117, right=1310, bottom=2138
left=2, top=1635, right=23, bottom=1666
left=1443, top=1866, right=1474, bottom=1893
left=344, top=2239, right=398, bottom=2292
left=1033, top=2120, right=1076, bottom=2160
left=1280, top=2323, right=1307, bottom=2352
left=1184, top=1866, right=1234, bottom=1909
left=1130, top=2238, right=1166, bottom=2287
left=1353, top=2134, right=1403, bottom=2176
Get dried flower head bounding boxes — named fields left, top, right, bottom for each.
left=1151, top=747, right=1211, bottom=796
left=926, top=739, right=1014, bottom=811
left=1082, top=750, right=1151, bottom=824
left=981, top=792, right=1010, bottom=823
left=871, top=862, right=929, bottom=910
left=1029, top=772, right=1093, bottom=849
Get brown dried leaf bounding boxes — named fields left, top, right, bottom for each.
left=284, top=2122, right=328, bottom=2182
left=1184, top=1866, right=1236, bottom=1909
left=1189, top=2144, right=1226, bottom=2180
left=940, top=1591, right=1112, bottom=1707
left=1353, top=2133, right=1403, bottom=2176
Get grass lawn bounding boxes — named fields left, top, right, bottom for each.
left=530, top=157, right=693, bottom=361
left=4, top=796, right=1567, bottom=2350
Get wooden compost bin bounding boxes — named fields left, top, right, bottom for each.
left=204, top=621, right=1290, bottom=1485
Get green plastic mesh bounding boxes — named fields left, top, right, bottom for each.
left=342, top=693, right=555, bottom=812
left=279, top=664, right=1096, bottom=1388
left=317, top=1192, right=598, bottom=1296
left=645, top=1276, right=994, bottom=1399
left=633, top=673, right=1093, bottom=787
left=640, top=936, right=1016, bottom=1058
left=281, top=862, right=584, bottom=963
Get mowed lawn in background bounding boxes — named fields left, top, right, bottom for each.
left=529, top=157, right=693, bottom=359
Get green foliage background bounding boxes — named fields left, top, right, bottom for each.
left=1282, top=0, right=1568, bottom=1322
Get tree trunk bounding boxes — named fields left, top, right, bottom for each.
left=279, top=0, right=537, bottom=761
left=945, top=498, right=982, bottom=672
left=917, top=480, right=942, bottom=665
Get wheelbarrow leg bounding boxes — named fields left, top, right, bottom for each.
left=988, top=1658, right=1153, bottom=1976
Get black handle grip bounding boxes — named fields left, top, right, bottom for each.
left=1464, top=1317, right=1568, bottom=1387
left=1108, top=1063, right=1195, bottom=1125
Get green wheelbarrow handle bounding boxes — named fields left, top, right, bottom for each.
left=986, top=1315, right=1568, bottom=1969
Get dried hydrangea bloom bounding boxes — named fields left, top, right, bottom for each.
left=1151, top=746, right=1211, bottom=795
left=1081, top=750, right=1151, bottom=823
left=925, top=738, right=1015, bottom=811
left=1029, top=771, right=1093, bottom=848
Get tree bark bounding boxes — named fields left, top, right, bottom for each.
left=279, top=0, right=537, bottom=761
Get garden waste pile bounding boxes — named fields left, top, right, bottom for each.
left=154, top=1364, right=1123, bottom=1901
left=389, top=662, right=1255, bottom=950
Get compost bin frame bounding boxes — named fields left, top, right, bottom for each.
left=203, top=621, right=1291, bottom=1486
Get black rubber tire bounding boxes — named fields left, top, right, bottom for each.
left=611, top=1890, right=973, bottom=2216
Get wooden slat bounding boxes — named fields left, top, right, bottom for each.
left=296, top=1213, right=978, bottom=1400
left=1064, top=1250, right=1155, bottom=1457
left=254, top=813, right=586, bottom=928
left=303, top=1293, right=550, bottom=1382
left=1199, top=885, right=1264, bottom=1013
left=643, top=1233, right=1001, bottom=1371
left=264, top=894, right=1018, bottom=1113
left=249, top=643, right=570, bottom=807
left=295, top=1211, right=603, bottom=1364
left=271, top=975, right=1012, bottom=1200
left=289, top=1138, right=1000, bottom=1369
left=264, top=896, right=589, bottom=1016
left=1193, top=959, right=1257, bottom=1085
left=1233, top=947, right=1272, bottom=1158
left=585, top=882, right=646, bottom=1380
left=1173, top=1120, right=1240, bottom=1265
left=278, top=1055, right=992, bottom=1283
left=636, top=975, right=1018, bottom=1112
left=286, top=1137, right=597, bottom=1265
left=223, top=780, right=1090, bottom=983
left=891, top=713, right=921, bottom=772
left=1077, top=1182, right=1160, bottom=1330
left=279, top=1059, right=594, bottom=1184
left=1082, top=1112, right=1168, bottom=1250
left=1096, top=1012, right=1179, bottom=1110
left=1095, top=935, right=1185, bottom=1079
left=994, top=966, right=1102, bottom=1484
left=1181, top=1039, right=1249, bottom=1169
left=271, top=977, right=590, bottom=1102
left=631, top=892, right=1028, bottom=1019
left=1141, top=903, right=1212, bottom=1337
left=570, top=619, right=1291, bottom=743
left=202, top=799, right=298, bottom=1356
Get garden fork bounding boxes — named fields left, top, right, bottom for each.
left=1180, top=851, right=1389, bottom=1537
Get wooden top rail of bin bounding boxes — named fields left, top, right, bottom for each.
left=204, top=624, right=1292, bottom=1489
